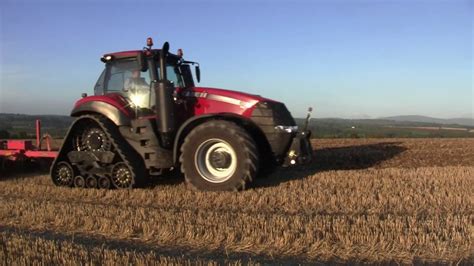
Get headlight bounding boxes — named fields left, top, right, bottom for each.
left=129, top=92, right=147, bottom=108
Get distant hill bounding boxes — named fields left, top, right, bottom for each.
left=296, top=117, right=474, bottom=138
left=380, top=115, right=474, bottom=127
left=1, top=113, right=473, bottom=139
left=0, top=113, right=73, bottom=138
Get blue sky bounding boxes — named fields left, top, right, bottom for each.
left=0, top=0, right=472, bottom=118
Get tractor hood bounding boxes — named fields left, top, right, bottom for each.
left=191, top=86, right=277, bottom=105
left=185, top=86, right=287, bottom=118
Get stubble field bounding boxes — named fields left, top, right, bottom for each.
left=0, top=138, right=473, bottom=264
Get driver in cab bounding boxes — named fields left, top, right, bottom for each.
left=124, top=69, right=149, bottom=92
left=124, top=69, right=150, bottom=108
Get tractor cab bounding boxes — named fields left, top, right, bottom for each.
left=93, top=44, right=198, bottom=113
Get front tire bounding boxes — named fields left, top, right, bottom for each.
left=180, top=120, right=259, bottom=191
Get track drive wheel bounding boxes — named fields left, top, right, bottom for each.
left=51, top=162, right=74, bottom=187
left=180, top=120, right=259, bottom=191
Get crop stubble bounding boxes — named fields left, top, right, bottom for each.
left=0, top=138, right=473, bottom=264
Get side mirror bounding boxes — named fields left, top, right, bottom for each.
left=195, top=65, right=201, bottom=83
left=137, top=51, right=148, bottom=72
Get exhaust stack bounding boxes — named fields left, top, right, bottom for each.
left=154, top=41, right=176, bottom=148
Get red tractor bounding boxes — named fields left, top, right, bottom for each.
left=50, top=38, right=312, bottom=190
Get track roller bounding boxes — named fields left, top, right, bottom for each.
left=74, top=175, right=86, bottom=188
left=98, top=175, right=112, bottom=189
left=86, top=175, right=98, bottom=188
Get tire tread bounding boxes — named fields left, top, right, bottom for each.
left=179, top=120, right=258, bottom=191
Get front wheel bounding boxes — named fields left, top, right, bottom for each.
left=180, top=120, right=259, bottom=191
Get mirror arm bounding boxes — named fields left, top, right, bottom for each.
left=182, top=60, right=199, bottom=66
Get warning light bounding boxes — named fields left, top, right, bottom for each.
left=177, top=49, right=183, bottom=58
left=146, top=37, right=153, bottom=48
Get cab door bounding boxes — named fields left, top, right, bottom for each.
left=104, top=59, right=153, bottom=112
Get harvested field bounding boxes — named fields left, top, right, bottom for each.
left=0, top=138, right=473, bottom=264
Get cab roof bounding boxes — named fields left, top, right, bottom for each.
left=104, top=49, right=180, bottom=60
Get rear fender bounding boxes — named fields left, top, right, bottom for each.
left=71, top=101, right=131, bottom=126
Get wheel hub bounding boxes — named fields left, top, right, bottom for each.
left=80, top=127, right=110, bottom=151
left=195, top=139, right=237, bottom=183
left=209, top=150, right=232, bottom=169
left=87, top=132, right=103, bottom=150
left=58, top=168, right=70, bottom=179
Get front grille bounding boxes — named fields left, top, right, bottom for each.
left=251, top=101, right=296, bottom=128
left=251, top=101, right=296, bottom=159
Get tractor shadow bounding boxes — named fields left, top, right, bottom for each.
left=146, top=169, right=185, bottom=188
left=253, top=141, right=407, bottom=188
left=0, top=161, right=51, bottom=181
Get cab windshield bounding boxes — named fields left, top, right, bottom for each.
left=94, top=58, right=192, bottom=110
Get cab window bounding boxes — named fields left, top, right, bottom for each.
left=93, top=69, right=106, bottom=95
left=105, top=59, right=151, bottom=92
left=163, top=65, right=184, bottom=87
left=105, top=59, right=152, bottom=109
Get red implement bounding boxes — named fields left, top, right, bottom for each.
left=0, top=119, right=58, bottom=163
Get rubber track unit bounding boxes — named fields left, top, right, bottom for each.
left=51, top=114, right=146, bottom=188
left=179, top=120, right=258, bottom=191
